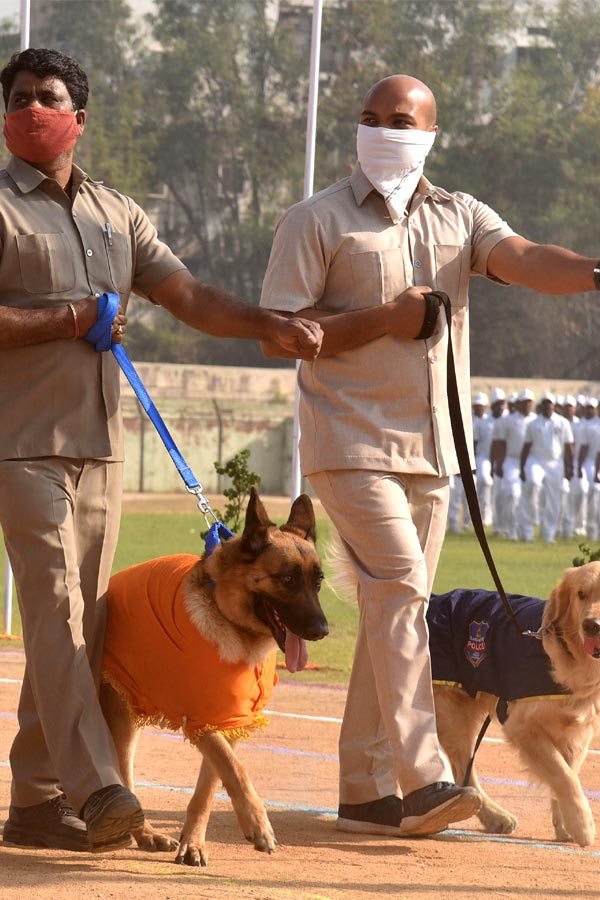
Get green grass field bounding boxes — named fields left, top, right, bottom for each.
left=0, top=513, right=591, bottom=683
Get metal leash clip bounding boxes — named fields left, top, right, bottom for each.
left=186, top=484, right=220, bottom=528
left=522, top=628, right=544, bottom=640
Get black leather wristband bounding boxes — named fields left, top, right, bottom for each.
left=594, top=261, right=600, bottom=291
left=413, top=291, right=442, bottom=340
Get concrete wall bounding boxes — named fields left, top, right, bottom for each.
left=120, top=362, right=600, bottom=495
left=120, top=363, right=299, bottom=495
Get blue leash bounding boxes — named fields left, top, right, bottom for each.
left=85, top=292, right=235, bottom=550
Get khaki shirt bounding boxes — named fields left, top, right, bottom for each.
left=260, top=165, right=516, bottom=477
left=0, top=156, right=186, bottom=460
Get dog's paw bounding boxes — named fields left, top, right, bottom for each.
left=175, top=839, right=209, bottom=867
left=479, top=807, right=518, bottom=835
left=244, top=820, right=277, bottom=853
left=136, top=829, right=179, bottom=853
left=561, top=811, right=596, bottom=848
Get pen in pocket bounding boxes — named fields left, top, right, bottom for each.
left=104, top=222, right=113, bottom=246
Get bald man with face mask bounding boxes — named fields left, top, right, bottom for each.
left=259, top=73, right=600, bottom=839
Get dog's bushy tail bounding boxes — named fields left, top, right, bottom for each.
left=325, top=531, right=359, bottom=604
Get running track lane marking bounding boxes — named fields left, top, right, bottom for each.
left=3, top=691, right=600, bottom=760
left=0, top=762, right=594, bottom=860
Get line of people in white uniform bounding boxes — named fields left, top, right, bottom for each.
left=448, top=388, right=600, bottom=543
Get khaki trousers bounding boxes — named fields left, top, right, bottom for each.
left=0, top=458, right=124, bottom=812
left=309, top=469, right=453, bottom=803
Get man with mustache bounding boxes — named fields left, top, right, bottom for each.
left=0, top=46, right=321, bottom=855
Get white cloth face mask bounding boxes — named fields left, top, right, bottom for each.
left=356, top=124, right=436, bottom=220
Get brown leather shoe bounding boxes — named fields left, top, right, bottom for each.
left=3, top=794, right=88, bottom=851
left=81, top=784, right=144, bottom=853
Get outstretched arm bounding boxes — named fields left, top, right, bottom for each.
left=487, top=236, right=597, bottom=294
left=151, top=269, right=322, bottom=360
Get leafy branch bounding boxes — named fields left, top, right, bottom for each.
left=207, top=448, right=261, bottom=535
left=572, top=542, right=600, bottom=567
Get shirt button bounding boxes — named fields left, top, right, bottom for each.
left=94, top=292, right=100, bottom=298
left=429, top=355, right=437, bottom=364
left=72, top=211, right=77, bottom=218
left=86, top=248, right=93, bottom=257
left=414, top=259, right=423, bottom=268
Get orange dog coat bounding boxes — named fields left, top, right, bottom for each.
left=103, top=554, right=277, bottom=745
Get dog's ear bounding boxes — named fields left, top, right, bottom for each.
left=280, top=493, right=317, bottom=543
left=240, top=486, right=275, bottom=556
left=546, top=567, right=579, bottom=631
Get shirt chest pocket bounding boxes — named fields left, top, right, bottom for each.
left=15, top=232, right=75, bottom=294
left=348, top=248, right=406, bottom=309
left=434, top=244, right=471, bottom=306
left=103, top=231, right=133, bottom=293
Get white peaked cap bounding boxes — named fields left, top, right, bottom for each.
left=517, top=389, right=535, bottom=401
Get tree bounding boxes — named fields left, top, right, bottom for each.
left=129, top=0, right=311, bottom=366
left=31, top=0, right=152, bottom=202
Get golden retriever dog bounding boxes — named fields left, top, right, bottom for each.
left=331, top=545, right=600, bottom=846
left=100, top=488, right=328, bottom=866
left=431, top=563, right=600, bottom=847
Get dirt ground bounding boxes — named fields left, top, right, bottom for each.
left=2, top=493, right=600, bottom=899
left=2, top=646, right=600, bottom=900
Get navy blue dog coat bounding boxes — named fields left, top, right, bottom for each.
left=427, top=589, right=569, bottom=723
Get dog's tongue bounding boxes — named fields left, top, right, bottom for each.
left=584, top=636, right=600, bottom=658
left=284, top=629, right=308, bottom=672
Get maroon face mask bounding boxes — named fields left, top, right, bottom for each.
left=3, top=106, right=81, bottom=163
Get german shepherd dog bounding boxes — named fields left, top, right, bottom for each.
left=100, top=488, right=328, bottom=866
left=331, top=546, right=600, bottom=846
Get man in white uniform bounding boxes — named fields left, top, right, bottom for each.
left=448, top=393, right=489, bottom=532
left=472, top=391, right=495, bottom=527
left=519, top=392, right=574, bottom=544
left=558, top=395, right=580, bottom=538
left=493, top=389, right=536, bottom=540
left=578, top=399, right=600, bottom=539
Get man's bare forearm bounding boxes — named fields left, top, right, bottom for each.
left=261, top=285, right=432, bottom=359
left=0, top=297, right=98, bottom=350
left=488, top=236, right=597, bottom=295
left=152, top=270, right=321, bottom=359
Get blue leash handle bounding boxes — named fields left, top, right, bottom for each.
left=85, top=292, right=207, bottom=500
left=111, top=342, right=201, bottom=492
left=86, top=293, right=236, bottom=549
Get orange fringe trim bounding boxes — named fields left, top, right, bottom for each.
left=102, top=670, right=269, bottom=747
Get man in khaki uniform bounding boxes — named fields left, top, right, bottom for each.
left=260, top=74, right=600, bottom=838
left=0, top=48, right=321, bottom=854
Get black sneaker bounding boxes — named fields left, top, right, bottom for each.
left=3, top=793, right=89, bottom=851
left=337, top=795, right=404, bottom=835
left=400, top=782, right=481, bottom=836
left=80, top=784, right=144, bottom=853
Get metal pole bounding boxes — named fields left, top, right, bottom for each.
left=4, top=1, right=31, bottom=636
left=20, top=0, right=31, bottom=51
left=291, top=0, right=323, bottom=500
